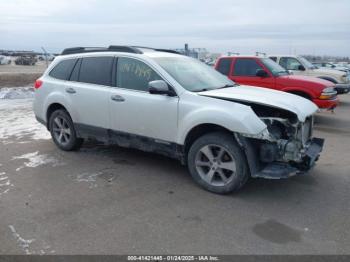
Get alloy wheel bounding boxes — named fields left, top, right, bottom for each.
left=52, top=116, right=71, bottom=146
left=195, top=144, right=237, bottom=186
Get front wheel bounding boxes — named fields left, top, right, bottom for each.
left=49, top=109, right=83, bottom=151
left=187, top=132, right=249, bottom=194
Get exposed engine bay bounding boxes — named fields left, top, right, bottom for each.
left=232, top=101, right=324, bottom=179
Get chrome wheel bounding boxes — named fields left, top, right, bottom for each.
left=52, top=116, right=71, bottom=146
left=195, top=144, right=237, bottom=186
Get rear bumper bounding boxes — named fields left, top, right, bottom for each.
left=335, top=84, right=350, bottom=94
left=312, top=97, right=339, bottom=109
left=254, top=138, right=325, bottom=179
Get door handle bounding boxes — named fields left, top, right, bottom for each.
left=65, top=87, right=76, bottom=94
left=111, top=95, right=125, bottom=102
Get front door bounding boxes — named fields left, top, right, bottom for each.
left=109, top=56, right=178, bottom=144
left=279, top=57, right=307, bottom=76
left=230, top=58, right=275, bottom=89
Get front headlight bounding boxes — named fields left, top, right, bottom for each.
left=319, top=87, right=337, bottom=99
left=342, top=74, right=349, bottom=83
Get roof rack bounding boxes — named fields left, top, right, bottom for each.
left=132, top=46, right=181, bottom=55
left=61, top=45, right=181, bottom=56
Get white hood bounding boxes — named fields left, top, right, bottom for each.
left=313, top=67, right=345, bottom=77
left=198, top=85, right=318, bottom=122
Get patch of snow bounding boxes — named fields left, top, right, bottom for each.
left=0, top=172, right=13, bottom=197
left=8, top=225, right=36, bottom=255
left=0, top=86, right=34, bottom=99
left=12, top=151, right=62, bottom=171
left=0, top=98, right=50, bottom=142
left=71, top=171, right=104, bottom=188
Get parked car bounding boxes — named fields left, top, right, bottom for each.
left=0, top=55, right=11, bottom=65
left=269, top=55, right=350, bottom=94
left=312, top=62, right=350, bottom=73
left=34, top=46, right=324, bottom=194
left=215, top=56, right=338, bottom=110
left=37, top=54, right=55, bottom=61
left=15, top=55, right=37, bottom=65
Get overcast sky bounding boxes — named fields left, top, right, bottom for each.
left=1, top=0, right=349, bottom=56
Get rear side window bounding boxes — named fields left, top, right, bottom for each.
left=69, top=59, right=81, bottom=82
left=233, top=58, right=263, bottom=76
left=269, top=56, right=277, bottom=62
left=216, top=58, right=232, bottom=76
left=49, top=59, right=77, bottom=80
left=79, top=57, right=114, bottom=86
left=117, top=57, right=162, bottom=91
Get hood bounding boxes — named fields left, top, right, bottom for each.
left=279, top=74, right=334, bottom=87
left=198, top=85, right=318, bottom=122
left=313, top=67, right=345, bottom=77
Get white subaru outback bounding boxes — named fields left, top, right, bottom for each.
left=33, top=46, right=324, bottom=194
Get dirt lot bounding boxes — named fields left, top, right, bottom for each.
left=0, top=61, right=48, bottom=87
left=0, top=91, right=349, bottom=255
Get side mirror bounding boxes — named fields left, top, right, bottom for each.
left=298, top=65, right=305, bottom=71
left=148, top=80, right=176, bottom=96
left=256, top=69, right=268, bottom=77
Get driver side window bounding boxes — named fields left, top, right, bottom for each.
left=117, top=57, right=162, bottom=91
left=279, top=57, right=302, bottom=71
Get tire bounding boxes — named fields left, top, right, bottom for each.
left=187, top=132, right=249, bottom=194
left=49, top=109, right=83, bottom=151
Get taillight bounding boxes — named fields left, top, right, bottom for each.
left=34, top=79, right=43, bottom=89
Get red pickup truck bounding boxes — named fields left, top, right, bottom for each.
left=215, top=56, right=338, bottom=109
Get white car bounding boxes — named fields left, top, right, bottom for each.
left=0, top=55, right=11, bottom=65
left=269, top=55, right=350, bottom=94
left=312, top=62, right=350, bottom=74
left=34, top=46, right=324, bottom=194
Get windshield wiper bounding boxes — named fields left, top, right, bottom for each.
left=195, top=84, right=237, bottom=92
left=216, top=84, right=237, bottom=89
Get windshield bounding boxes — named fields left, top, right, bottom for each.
left=299, top=56, right=317, bottom=69
left=153, top=56, right=235, bottom=92
left=260, top=58, right=289, bottom=76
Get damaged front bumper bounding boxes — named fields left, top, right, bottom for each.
left=253, top=138, right=324, bottom=179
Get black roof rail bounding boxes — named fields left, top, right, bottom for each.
left=132, top=46, right=182, bottom=55
left=108, top=45, right=143, bottom=54
left=61, top=45, right=181, bottom=56
left=154, top=48, right=181, bottom=54
left=61, top=46, right=143, bottom=55
left=61, top=47, right=106, bottom=55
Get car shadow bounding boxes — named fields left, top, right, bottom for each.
left=78, top=141, right=321, bottom=199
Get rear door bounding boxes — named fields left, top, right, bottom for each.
left=231, top=58, right=275, bottom=89
left=64, top=56, right=114, bottom=139
left=109, top=56, right=178, bottom=143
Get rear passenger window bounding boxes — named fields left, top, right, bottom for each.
left=49, top=59, right=77, bottom=80
left=69, top=59, right=81, bottom=81
left=269, top=57, right=277, bottom=62
left=79, top=57, right=114, bottom=86
left=216, top=58, right=232, bottom=76
left=233, top=58, right=263, bottom=76
left=117, top=57, right=162, bottom=91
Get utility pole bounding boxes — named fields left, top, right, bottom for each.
left=41, top=47, right=49, bottom=68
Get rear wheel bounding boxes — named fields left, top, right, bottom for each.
left=49, top=109, right=83, bottom=151
left=187, top=132, right=249, bottom=194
